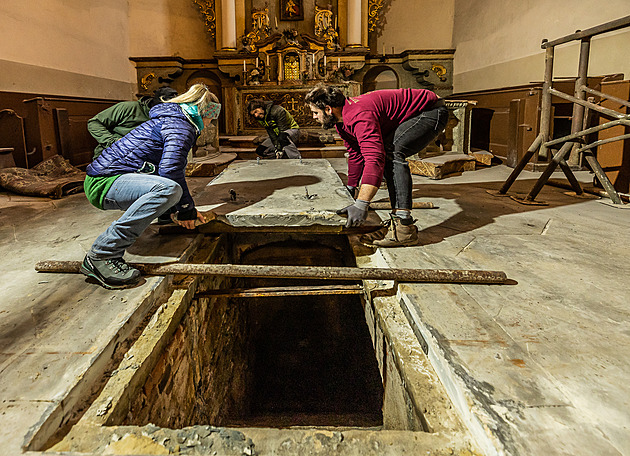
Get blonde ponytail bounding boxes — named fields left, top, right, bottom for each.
left=167, top=84, right=219, bottom=113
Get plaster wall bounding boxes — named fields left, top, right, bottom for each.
left=128, top=0, right=216, bottom=58
left=0, top=0, right=135, bottom=99
left=452, top=0, right=630, bottom=92
left=375, top=0, right=455, bottom=53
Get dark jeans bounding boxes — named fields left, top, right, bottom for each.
left=383, top=105, right=448, bottom=211
left=257, top=129, right=301, bottom=159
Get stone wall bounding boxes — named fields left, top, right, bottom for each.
left=123, top=274, right=252, bottom=428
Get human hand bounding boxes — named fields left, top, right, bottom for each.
left=336, top=199, right=369, bottom=227
left=174, top=209, right=206, bottom=230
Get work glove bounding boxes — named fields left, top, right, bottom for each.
left=274, top=144, right=284, bottom=159
left=346, top=185, right=357, bottom=199
left=336, top=199, right=369, bottom=228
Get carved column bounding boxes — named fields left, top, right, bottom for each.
left=221, top=0, right=237, bottom=50
left=346, top=0, right=362, bottom=47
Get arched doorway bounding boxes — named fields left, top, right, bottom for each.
left=186, top=71, right=225, bottom=134
left=362, top=66, right=399, bottom=93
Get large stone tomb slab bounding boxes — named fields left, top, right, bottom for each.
left=194, top=159, right=355, bottom=227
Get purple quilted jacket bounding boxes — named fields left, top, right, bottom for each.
left=86, top=103, right=198, bottom=213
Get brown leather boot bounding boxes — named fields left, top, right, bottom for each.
left=372, top=217, right=418, bottom=247
left=359, top=218, right=392, bottom=245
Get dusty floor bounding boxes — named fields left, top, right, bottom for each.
left=0, top=159, right=629, bottom=455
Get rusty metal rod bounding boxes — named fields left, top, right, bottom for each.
left=370, top=201, right=435, bottom=210
left=196, top=284, right=364, bottom=298
left=548, top=88, right=627, bottom=119
left=576, top=133, right=630, bottom=154
left=542, top=15, right=630, bottom=49
left=35, top=261, right=509, bottom=284
left=581, top=85, right=630, bottom=110
left=544, top=118, right=630, bottom=148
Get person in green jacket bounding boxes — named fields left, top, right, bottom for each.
left=87, top=86, right=178, bottom=158
left=248, top=99, right=301, bottom=159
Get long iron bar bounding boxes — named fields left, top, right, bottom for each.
left=576, top=133, right=630, bottom=154
left=370, top=201, right=435, bottom=210
left=544, top=118, right=630, bottom=148
left=547, top=179, right=630, bottom=203
left=557, top=159, right=583, bottom=195
left=35, top=261, right=509, bottom=284
left=523, top=143, right=573, bottom=201
left=196, top=285, right=364, bottom=298
left=548, top=88, right=628, bottom=119
left=567, top=38, right=590, bottom=167
left=582, top=153, right=624, bottom=204
left=542, top=15, right=630, bottom=48
left=497, top=134, right=543, bottom=194
left=581, top=85, right=630, bottom=110
left=538, top=46, right=555, bottom=159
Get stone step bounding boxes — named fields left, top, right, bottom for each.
left=185, top=152, right=237, bottom=177
left=408, top=153, right=476, bottom=179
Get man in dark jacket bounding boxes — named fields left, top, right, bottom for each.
left=305, top=85, right=448, bottom=247
left=82, top=85, right=219, bottom=289
left=88, top=86, right=178, bottom=158
left=247, top=99, right=301, bottom=159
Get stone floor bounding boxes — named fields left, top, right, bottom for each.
left=0, top=158, right=629, bottom=455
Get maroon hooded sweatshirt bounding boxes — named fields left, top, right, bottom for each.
left=336, top=88, right=439, bottom=188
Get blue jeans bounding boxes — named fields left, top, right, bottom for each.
left=383, top=105, right=448, bottom=211
left=89, top=174, right=183, bottom=259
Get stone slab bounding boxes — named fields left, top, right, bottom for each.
left=409, top=153, right=476, bottom=179
left=0, top=185, right=205, bottom=453
left=363, top=167, right=630, bottom=455
left=194, top=159, right=354, bottom=227
left=471, top=150, right=494, bottom=166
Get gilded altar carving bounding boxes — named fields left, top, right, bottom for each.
left=367, top=0, right=385, bottom=32
left=193, top=0, right=216, bottom=39
left=283, top=53, right=301, bottom=80
left=242, top=92, right=320, bottom=129
left=140, top=73, right=157, bottom=90
left=242, top=7, right=272, bottom=52
left=431, top=64, right=448, bottom=82
left=314, top=6, right=339, bottom=50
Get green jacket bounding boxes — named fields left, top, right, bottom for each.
left=257, top=102, right=299, bottom=148
left=87, top=97, right=151, bottom=158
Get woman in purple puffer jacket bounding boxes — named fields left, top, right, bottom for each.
left=81, top=84, right=221, bottom=289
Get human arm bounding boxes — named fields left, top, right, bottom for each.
left=158, top=119, right=198, bottom=225
left=87, top=101, right=145, bottom=151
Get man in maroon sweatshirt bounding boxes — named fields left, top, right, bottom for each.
left=305, top=86, right=448, bottom=247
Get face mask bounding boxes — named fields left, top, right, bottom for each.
left=200, top=102, right=221, bottom=120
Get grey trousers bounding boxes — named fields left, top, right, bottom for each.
left=258, top=129, right=301, bottom=159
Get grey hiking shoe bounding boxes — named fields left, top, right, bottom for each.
left=80, top=256, right=141, bottom=289
left=372, top=217, right=419, bottom=247
left=359, top=219, right=392, bottom=246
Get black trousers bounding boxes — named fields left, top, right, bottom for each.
left=382, top=105, right=448, bottom=210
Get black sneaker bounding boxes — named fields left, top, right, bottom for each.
left=80, top=256, right=141, bottom=289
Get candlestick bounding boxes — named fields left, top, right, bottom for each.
left=337, top=57, right=340, bottom=67
left=243, top=60, right=246, bottom=72
left=266, top=54, right=269, bottom=66
left=256, top=57, right=259, bottom=67
left=323, top=55, right=326, bottom=67
left=312, top=54, right=315, bottom=65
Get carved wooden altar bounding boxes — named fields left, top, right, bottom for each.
left=234, top=82, right=360, bottom=135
